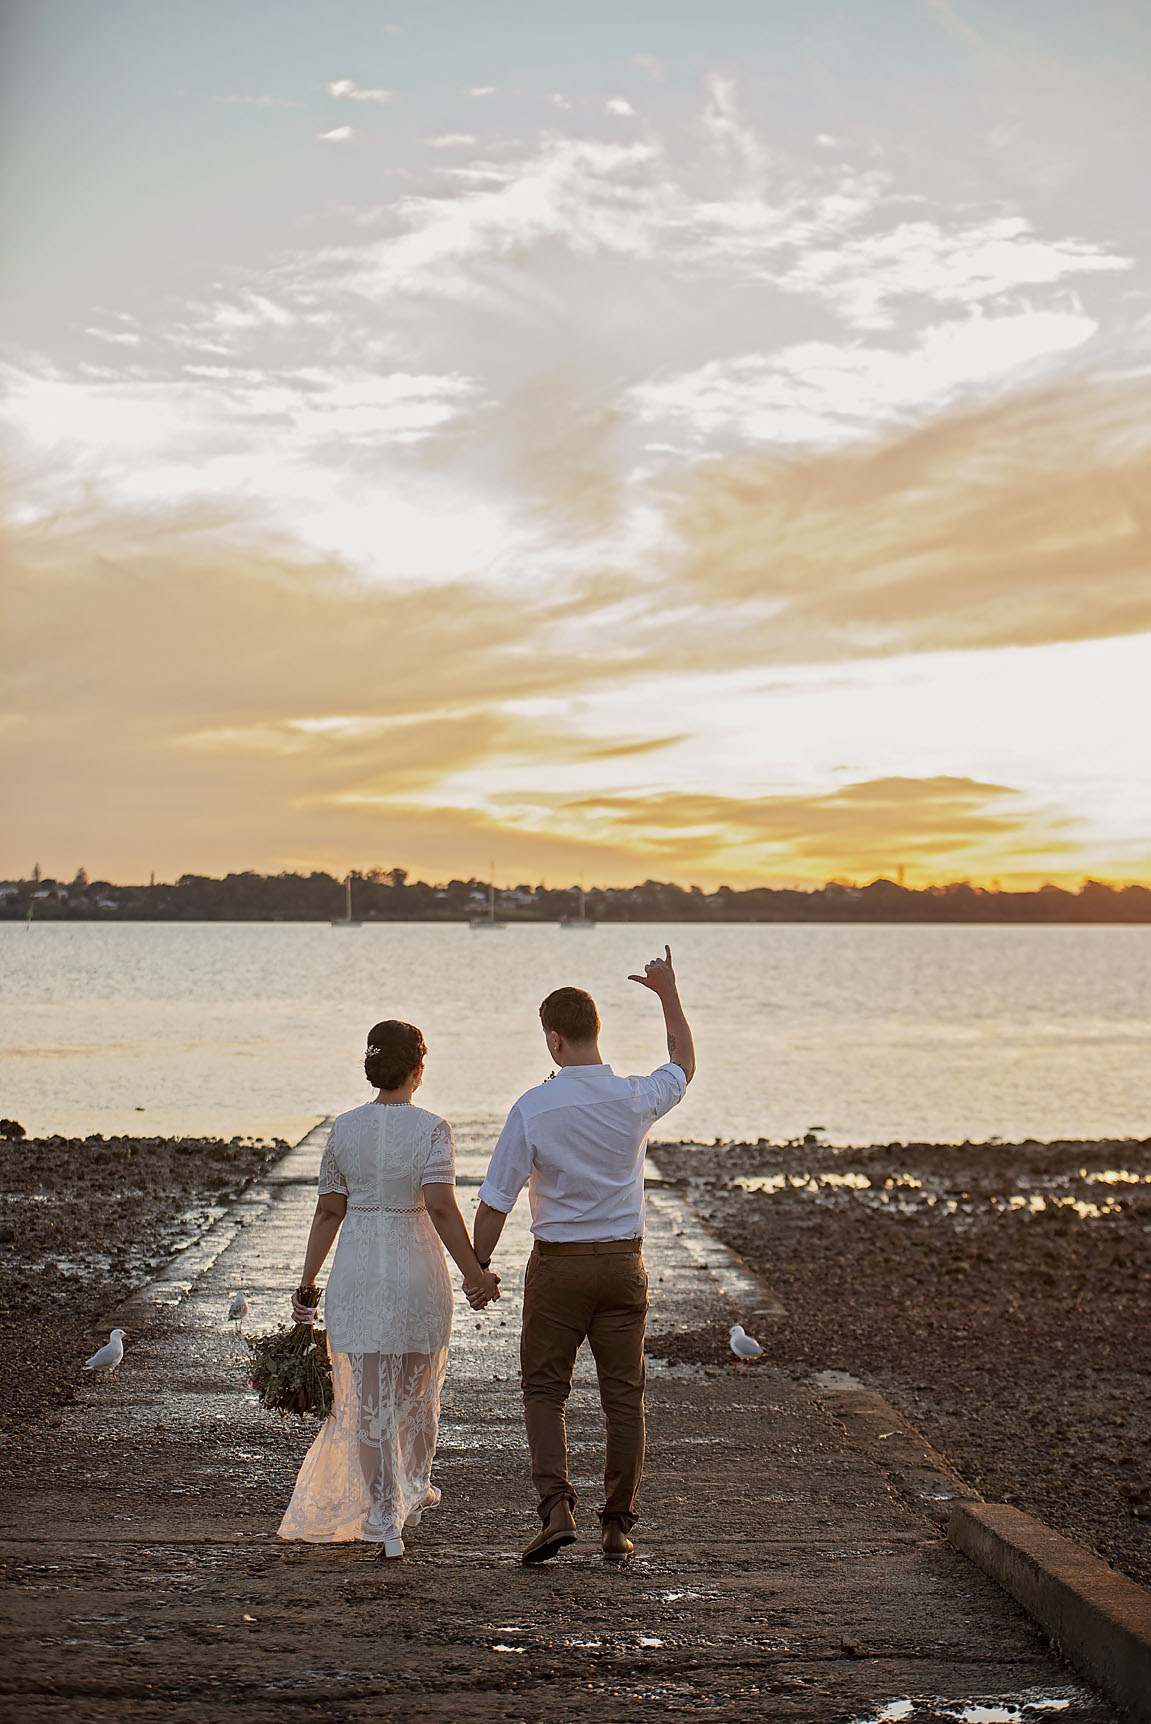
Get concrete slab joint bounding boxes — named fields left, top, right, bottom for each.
left=950, top=1500, right=1151, bottom=1724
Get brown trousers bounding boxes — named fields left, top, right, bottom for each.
left=519, top=1244, right=649, bottom=1528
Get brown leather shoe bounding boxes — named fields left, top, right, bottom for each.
left=521, top=1504, right=577, bottom=1565
left=601, top=1520, right=634, bottom=1561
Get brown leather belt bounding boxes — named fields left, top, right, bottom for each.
left=534, top=1237, right=642, bottom=1256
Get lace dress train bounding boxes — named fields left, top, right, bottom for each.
left=278, top=1104, right=455, bottom=1545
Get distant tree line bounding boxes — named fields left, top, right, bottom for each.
left=3, top=867, right=1151, bottom=923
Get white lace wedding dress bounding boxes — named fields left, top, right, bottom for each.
left=278, top=1102, right=456, bottom=1544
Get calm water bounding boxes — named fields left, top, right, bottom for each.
left=1, top=922, right=1148, bottom=1149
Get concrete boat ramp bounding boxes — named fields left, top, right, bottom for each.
left=0, top=1124, right=1130, bottom=1722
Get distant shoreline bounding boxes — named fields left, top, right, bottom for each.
left=6, top=908, right=1151, bottom=927
left=4, top=871, right=1149, bottom=925
left=7, top=913, right=1151, bottom=925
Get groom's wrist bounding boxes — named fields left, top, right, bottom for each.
left=477, top=1258, right=492, bottom=1270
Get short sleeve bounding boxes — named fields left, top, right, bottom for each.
left=632, top=1060, right=688, bottom=1125
left=477, top=1105, right=533, bottom=1213
left=420, top=1117, right=456, bottom=1187
left=316, top=1127, right=348, bottom=1197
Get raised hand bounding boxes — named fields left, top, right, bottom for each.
left=629, top=943, right=696, bottom=1082
left=628, top=944, right=677, bottom=997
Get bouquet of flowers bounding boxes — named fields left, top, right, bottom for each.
left=245, top=1285, right=334, bottom=1419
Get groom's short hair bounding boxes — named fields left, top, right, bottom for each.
left=540, top=986, right=599, bottom=1043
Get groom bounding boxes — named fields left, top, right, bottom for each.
left=472, top=945, right=695, bottom=1563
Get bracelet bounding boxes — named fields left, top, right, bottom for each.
left=477, top=1258, right=492, bottom=1270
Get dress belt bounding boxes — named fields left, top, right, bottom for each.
left=347, top=1203, right=426, bottom=1214
left=534, top=1237, right=642, bottom=1256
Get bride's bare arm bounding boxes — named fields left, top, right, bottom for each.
left=423, top=1183, right=501, bottom=1304
left=292, top=1193, right=347, bottom=1319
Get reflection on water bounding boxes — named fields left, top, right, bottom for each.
left=1, top=921, right=1149, bottom=1146
left=733, top=1167, right=1147, bottom=1220
left=852, top=1694, right=1075, bottom=1723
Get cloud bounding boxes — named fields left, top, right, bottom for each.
left=700, top=75, right=766, bottom=181
left=329, top=135, right=666, bottom=306
left=664, top=375, right=1151, bottom=663
left=219, top=94, right=303, bottom=109
left=326, top=80, right=393, bottom=104
left=429, top=133, right=478, bottom=148
left=0, top=362, right=483, bottom=575
left=4, top=80, right=1149, bottom=885
left=772, top=214, right=1131, bottom=331
left=470, top=86, right=497, bottom=98
left=545, top=775, right=1075, bottom=878
left=84, top=327, right=142, bottom=347
left=605, top=98, right=636, bottom=118
left=630, top=309, right=1098, bottom=448
left=317, top=126, right=354, bottom=143
left=0, top=506, right=695, bottom=878
left=632, top=55, right=665, bottom=82
left=3, top=482, right=1145, bottom=884
left=302, top=111, right=1129, bottom=351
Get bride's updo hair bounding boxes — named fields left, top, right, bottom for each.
left=364, top=1019, right=426, bottom=1091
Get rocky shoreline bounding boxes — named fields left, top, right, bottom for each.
left=0, top=1132, right=288, bottom=1427
left=648, top=1134, right=1151, bottom=1591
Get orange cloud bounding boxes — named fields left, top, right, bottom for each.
left=665, top=375, right=1151, bottom=665
left=530, top=775, right=1079, bottom=882
left=4, top=373, right=1150, bottom=887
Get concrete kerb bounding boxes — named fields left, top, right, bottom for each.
left=811, top=1370, right=974, bottom=1527
left=950, top=1501, right=1151, bottom=1724
left=812, top=1377, right=1151, bottom=1722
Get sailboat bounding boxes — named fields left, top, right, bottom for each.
left=330, top=875, right=362, bottom=928
left=559, top=882, right=595, bottom=930
left=469, top=867, right=506, bottom=930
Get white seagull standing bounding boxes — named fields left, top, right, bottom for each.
left=729, top=1324, right=764, bottom=1371
left=83, top=1328, right=128, bottom=1382
left=227, top=1289, right=249, bottom=1329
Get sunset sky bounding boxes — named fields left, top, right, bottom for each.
left=2, top=0, right=1149, bottom=888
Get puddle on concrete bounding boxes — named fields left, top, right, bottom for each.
left=851, top=1697, right=1076, bottom=1724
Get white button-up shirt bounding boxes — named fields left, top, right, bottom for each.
left=477, top=1061, right=688, bottom=1242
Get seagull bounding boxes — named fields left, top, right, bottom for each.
left=227, top=1290, right=249, bottom=1329
left=83, top=1329, right=128, bottom=1382
left=729, top=1324, right=764, bottom=1371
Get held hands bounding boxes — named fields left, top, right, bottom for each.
left=464, top=1268, right=501, bottom=1310
left=628, top=943, right=678, bottom=998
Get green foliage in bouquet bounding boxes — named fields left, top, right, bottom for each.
left=245, top=1285, right=333, bottom=1419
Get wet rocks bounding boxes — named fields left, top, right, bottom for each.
left=2, top=1132, right=286, bottom=1427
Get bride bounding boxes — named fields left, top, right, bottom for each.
left=278, top=1019, right=500, bottom=1558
